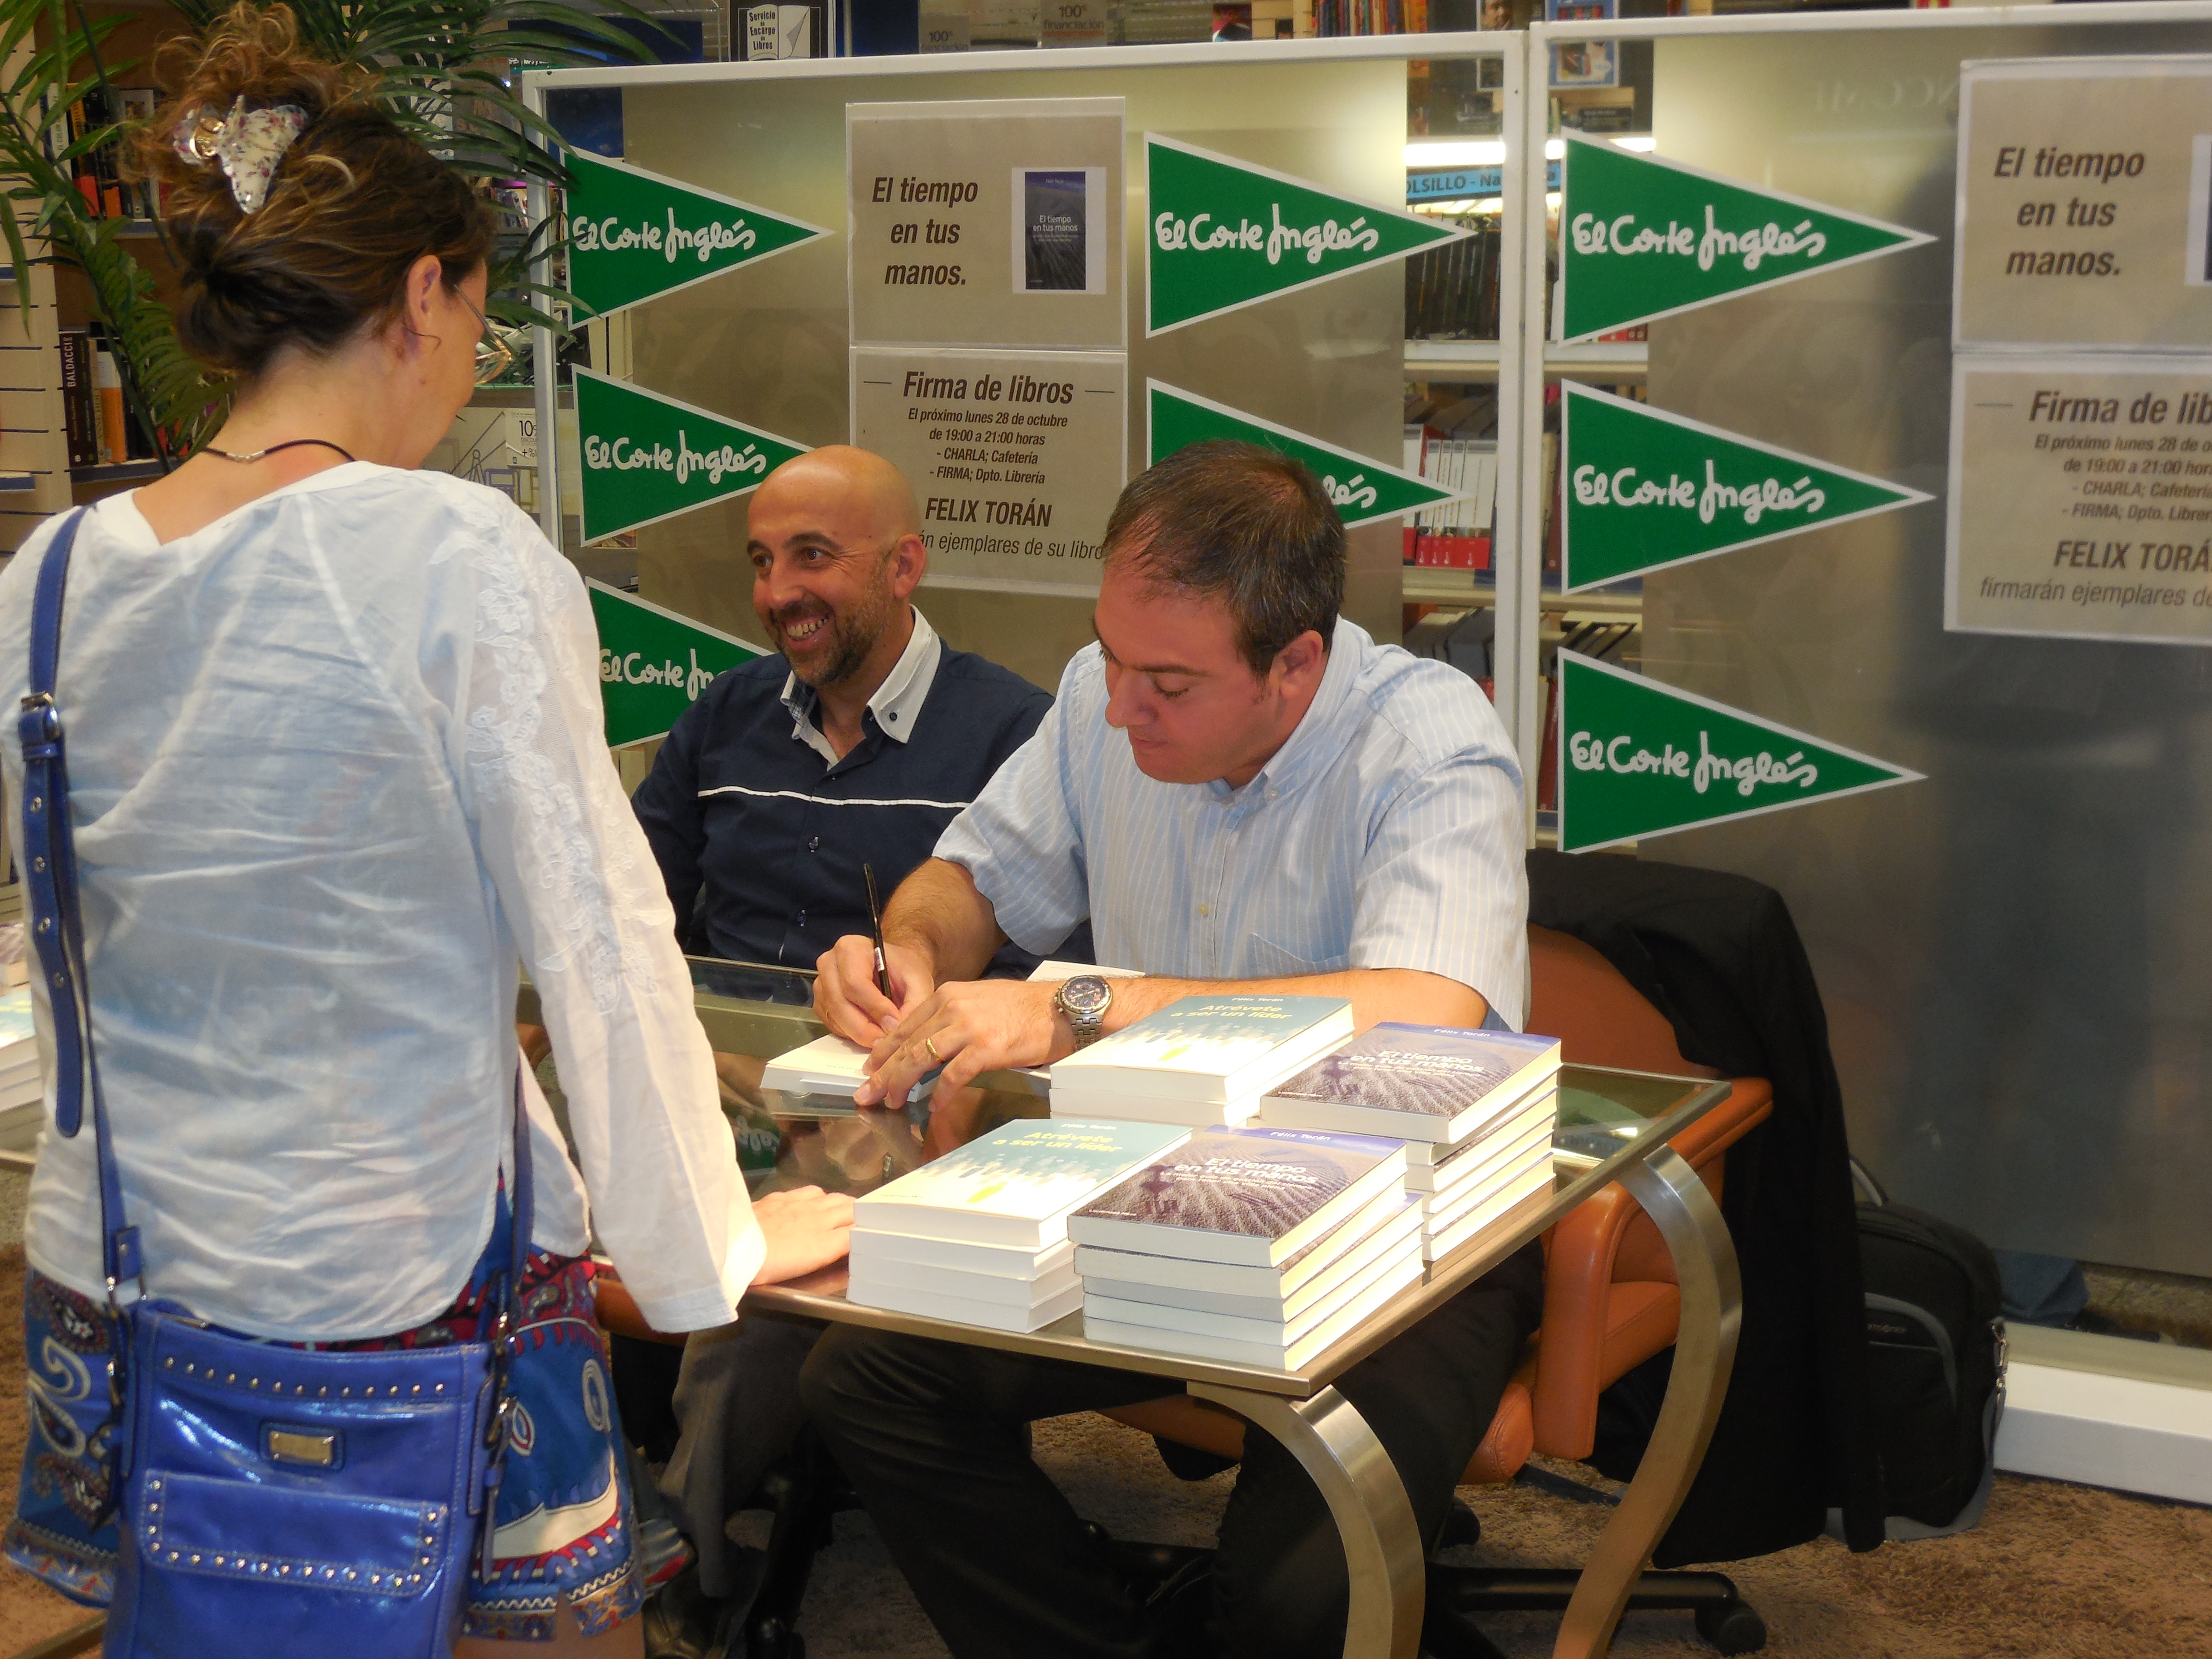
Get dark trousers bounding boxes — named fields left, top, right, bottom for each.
left=799, top=1240, right=1545, bottom=1659
left=658, top=1311, right=828, bottom=1597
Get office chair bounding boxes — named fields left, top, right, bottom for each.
left=1098, top=926, right=1775, bottom=1656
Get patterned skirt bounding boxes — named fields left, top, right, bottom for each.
left=4, top=1196, right=643, bottom=1642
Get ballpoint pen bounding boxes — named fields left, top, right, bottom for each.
left=863, top=862, right=890, bottom=998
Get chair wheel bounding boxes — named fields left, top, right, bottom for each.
left=1694, top=1600, right=1767, bottom=1655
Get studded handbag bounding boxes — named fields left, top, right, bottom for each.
left=19, top=507, right=530, bottom=1657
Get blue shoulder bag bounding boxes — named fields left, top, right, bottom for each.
left=20, top=508, right=529, bottom=1656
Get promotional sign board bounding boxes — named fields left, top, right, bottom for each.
left=1556, top=134, right=1930, bottom=344
left=1147, top=381, right=1467, bottom=529
left=1946, top=355, right=2212, bottom=646
left=1145, top=135, right=1468, bottom=336
left=1956, top=57, right=2212, bottom=351
left=588, top=580, right=765, bottom=748
left=1560, top=384, right=1930, bottom=590
left=1556, top=651, right=1921, bottom=854
left=565, top=150, right=828, bottom=321
left=852, top=347, right=1125, bottom=592
left=574, top=369, right=810, bottom=542
left=847, top=98, right=1125, bottom=350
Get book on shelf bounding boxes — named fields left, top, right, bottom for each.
left=1083, top=1246, right=1425, bottom=1370
left=1048, top=994, right=1353, bottom=1106
left=1256, top=1022, right=1561, bottom=1144
left=57, top=331, right=96, bottom=470
left=1406, top=1092, right=1557, bottom=1194
left=93, top=342, right=124, bottom=468
left=1424, top=1159, right=1556, bottom=1263
left=1067, top=1124, right=1407, bottom=1268
left=761, top=1030, right=940, bottom=1103
left=1079, top=1190, right=1421, bottom=1323
left=851, top=1118, right=1190, bottom=1250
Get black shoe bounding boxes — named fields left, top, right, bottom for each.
left=643, top=1563, right=738, bottom=1659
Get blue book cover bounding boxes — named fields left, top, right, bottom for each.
left=855, top=1118, right=1191, bottom=1246
left=1265, top=1023, right=1559, bottom=1120
left=1069, top=1126, right=1406, bottom=1265
left=0, top=988, right=32, bottom=1051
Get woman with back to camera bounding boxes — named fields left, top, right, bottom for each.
left=0, top=6, right=851, bottom=1653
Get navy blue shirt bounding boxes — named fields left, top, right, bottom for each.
left=632, top=612, right=1053, bottom=973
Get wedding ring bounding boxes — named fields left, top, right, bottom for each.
left=924, top=1035, right=943, bottom=1064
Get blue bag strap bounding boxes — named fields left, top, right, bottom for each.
left=17, top=509, right=137, bottom=1297
left=18, top=505, right=535, bottom=1313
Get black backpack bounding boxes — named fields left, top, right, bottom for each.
left=1849, top=1190, right=2008, bottom=1539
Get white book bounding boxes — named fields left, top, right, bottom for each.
left=1414, top=1112, right=1558, bottom=1209
left=1405, top=1090, right=1558, bottom=1190
left=845, top=1231, right=1076, bottom=1282
left=1400, top=1074, right=1561, bottom=1166
left=762, top=1031, right=939, bottom=1102
left=1424, top=1138, right=1558, bottom=1233
left=1049, top=994, right=1354, bottom=1106
left=1072, top=1183, right=1408, bottom=1300
left=1080, top=1197, right=1423, bottom=1324
left=852, top=1118, right=1190, bottom=1249
left=1083, top=1251, right=1426, bottom=1371
left=1048, top=1090, right=1261, bottom=1128
left=1258, top=1023, right=1561, bottom=1144
left=1422, top=1162, right=1557, bottom=1263
left=1025, top=961, right=1144, bottom=982
left=845, top=1274, right=1082, bottom=1334
left=1068, top=1126, right=1408, bottom=1269
left=846, top=1257, right=1080, bottom=1309
left=1086, top=1232, right=1423, bottom=1346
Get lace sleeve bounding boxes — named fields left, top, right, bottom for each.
left=454, top=501, right=764, bottom=1329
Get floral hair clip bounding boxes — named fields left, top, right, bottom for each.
left=172, top=96, right=307, bottom=214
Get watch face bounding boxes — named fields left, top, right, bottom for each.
left=1057, top=974, right=1113, bottom=1020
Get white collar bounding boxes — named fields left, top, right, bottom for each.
left=781, top=606, right=942, bottom=763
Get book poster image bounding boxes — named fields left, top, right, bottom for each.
left=1014, top=167, right=1106, bottom=294
left=1946, top=355, right=2212, bottom=648
left=1546, top=0, right=1617, bottom=90
left=852, top=346, right=1125, bottom=593
left=848, top=97, right=1123, bottom=351
left=1956, top=58, right=2212, bottom=349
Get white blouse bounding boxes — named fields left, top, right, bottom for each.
left=0, top=466, right=763, bottom=1341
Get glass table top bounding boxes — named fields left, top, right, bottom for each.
left=665, top=956, right=1732, bottom=1396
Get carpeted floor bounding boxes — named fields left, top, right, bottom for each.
left=2, top=1229, right=2209, bottom=1658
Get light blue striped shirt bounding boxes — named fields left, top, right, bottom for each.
left=935, top=618, right=1530, bottom=1029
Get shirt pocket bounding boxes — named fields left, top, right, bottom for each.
left=1242, top=932, right=1352, bottom=979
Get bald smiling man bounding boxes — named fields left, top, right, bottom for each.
left=632, top=446, right=1051, bottom=976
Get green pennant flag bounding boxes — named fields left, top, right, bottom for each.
left=566, top=150, right=829, bottom=321
left=574, top=369, right=811, bottom=543
left=1147, top=381, right=1465, bottom=529
left=1558, top=134, right=1932, bottom=344
left=1560, top=384, right=1930, bottom=591
left=1145, top=135, right=1467, bottom=337
left=1556, top=650, right=1920, bottom=854
left=588, top=580, right=766, bottom=749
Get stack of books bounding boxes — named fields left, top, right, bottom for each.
left=845, top=1118, right=1189, bottom=1333
left=1048, top=995, right=1353, bottom=1128
left=1257, top=1024, right=1563, bottom=1262
left=0, top=988, right=39, bottom=1152
left=1069, top=1125, right=1421, bottom=1370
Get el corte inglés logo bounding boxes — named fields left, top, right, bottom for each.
left=572, top=208, right=759, bottom=265
left=582, top=429, right=774, bottom=489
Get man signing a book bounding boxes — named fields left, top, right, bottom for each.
left=804, top=439, right=1544, bottom=1659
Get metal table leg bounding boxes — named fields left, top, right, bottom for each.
left=1188, top=1380, right=1427, bottom=1659
left=1553, top=1144, right=1743, bottom=1659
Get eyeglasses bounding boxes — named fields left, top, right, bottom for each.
left=458, top=291, right=518, bottom=386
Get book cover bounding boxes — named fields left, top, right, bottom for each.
left=763, top=1031, right=939, bottom=1102
left=0, top=987, right=34, bottom=1051
left=1050, top=995, right=1354, bottom=1104
left=57, top=331, right=96, bottom=469
left=1067, top=1124, right=1406, bottom=1268
left=1074, top=1184, right=1409, bottom=1299
left=1020, top=168, right=1088, bottom=292
left=854, top=1118, right=1190, bottom=1249
left=1260, top=1023, right=1560, bottom=1143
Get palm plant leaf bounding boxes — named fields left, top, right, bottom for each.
left=0, top=0, right=669, bottom=467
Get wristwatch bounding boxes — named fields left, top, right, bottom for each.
left=1052, top=974, right=1114, bottom=1049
